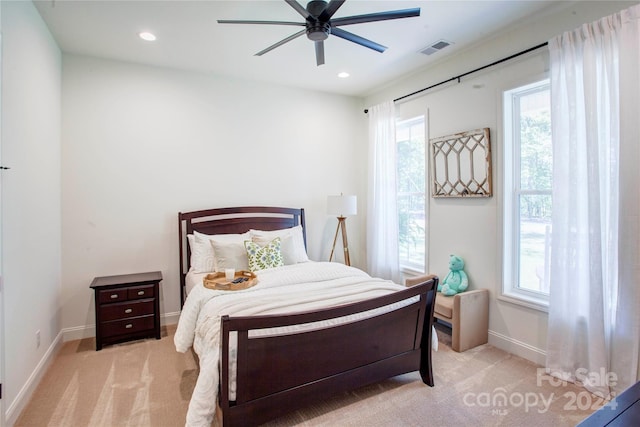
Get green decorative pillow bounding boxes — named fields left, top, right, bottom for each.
left=245, top=237, right=284, bottom=271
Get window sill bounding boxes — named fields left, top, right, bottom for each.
left=401, top=266, right=425, bottom=276
left=498, top=292, right=549, bottom=313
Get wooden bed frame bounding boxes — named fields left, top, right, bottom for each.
left=178, top=206, right=437, bottom=427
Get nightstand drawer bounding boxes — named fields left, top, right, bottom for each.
left=101, top=315, right=155, bottom=338
left=128, top=284, right=154, bottom=300
left=98, top=288, right=128, bottom=304
left=99, top=299, right=155, bottom=322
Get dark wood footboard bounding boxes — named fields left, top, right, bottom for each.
left=219, top=277, right=437, bottom=427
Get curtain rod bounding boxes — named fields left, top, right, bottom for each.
left=364, top=41, right=549, bottom=113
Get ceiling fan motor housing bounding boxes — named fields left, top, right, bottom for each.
left=306, top=22, right=330, bottom=41
left=306, top=1, right=331, bottom=41
left=306, top=0, right=328, bottom=17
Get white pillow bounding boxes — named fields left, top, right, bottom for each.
left=190, top=231, right=250, bottom=273
left=250, top=225, right=309, bottom=264
left=189, top=232, right=214, bottom=272
left=210, top=238, right=250, bottom=271
left=187, top=234, right=196, bottom=271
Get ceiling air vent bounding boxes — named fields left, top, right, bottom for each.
left=420, top=39, right=452, bottom=56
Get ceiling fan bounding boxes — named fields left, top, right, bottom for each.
left=218, top=0, right=421, bottom=66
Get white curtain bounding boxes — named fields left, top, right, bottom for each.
left=546, top=4, right=640, bottom=398
left=367, top=101, right=401, bottom=283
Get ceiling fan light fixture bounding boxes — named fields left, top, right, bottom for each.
left=306, top=22, right=330, bottom=41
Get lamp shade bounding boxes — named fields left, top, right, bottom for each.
left=327, top=194, right=357, bottom=217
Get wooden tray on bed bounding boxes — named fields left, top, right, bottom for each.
left=203, top=271, right=258, bottom=291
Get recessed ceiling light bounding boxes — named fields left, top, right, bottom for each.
left=139, top=32, right=156, bottom=41
left=338, top=72, right=350, bottom=78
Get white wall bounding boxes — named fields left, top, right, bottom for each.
left=61, top=55, right=367, bottom=335
left=1, top=0, right=62, bottom=423
left=364, top=0, right=638, bottom=364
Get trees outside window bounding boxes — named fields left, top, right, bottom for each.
left=397, top=117, right=426, bottom=272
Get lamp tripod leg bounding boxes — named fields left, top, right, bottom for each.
left=340, top=218, right=350, bottom=266
left=329, top=217, right=350, bottom=266
left=329, top=220, right=341, bottom=262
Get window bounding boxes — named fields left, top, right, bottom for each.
left=502, top=80, right=552, bottom=308
left=396, top=117, right=426, bottom=272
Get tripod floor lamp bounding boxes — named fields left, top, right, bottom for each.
left=327, top=194, right=357, bottom=266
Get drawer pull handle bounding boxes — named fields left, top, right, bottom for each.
left=110, top=294, right=118, bottom=299
left=125, top=324, right=133, bottom=329
left=124, top=308, right=133, bottom=314
left=137, top=291, right=145, bottom=296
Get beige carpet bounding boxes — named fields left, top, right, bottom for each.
left=16, top=323, right=599, bottom=426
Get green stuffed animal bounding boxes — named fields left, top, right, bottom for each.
left=438, top=254, right=469, bottom=296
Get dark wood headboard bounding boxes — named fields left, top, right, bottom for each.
left=178, top=206, right=306, bottom=306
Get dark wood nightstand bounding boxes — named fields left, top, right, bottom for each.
left=90, top=271, right=162, bottom=350
left=578, top=380, right=640, bottom=426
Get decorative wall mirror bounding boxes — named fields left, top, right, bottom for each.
left=430, top=128, right=493, bottom=198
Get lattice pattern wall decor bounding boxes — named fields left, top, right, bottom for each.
left=430, top=128, right=493, bottom=197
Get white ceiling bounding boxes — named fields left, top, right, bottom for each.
left=34, top=0, right=562, bottom=97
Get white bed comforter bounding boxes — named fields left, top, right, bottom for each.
left=174, top=262, right=435, bottom=427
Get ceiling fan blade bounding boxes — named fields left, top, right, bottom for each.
left=285, top=0, right=310, bottom=19
left=217, top=20, right=304, bottom=26
left=331, top=8, right=420, bottom=27
left=315, top=41, right=325, bottom=66
left=319, top=0, right=345, bottom=21
left=255, top=29, right=306, bottom=56
left=331, top=27, right=387, bottom=53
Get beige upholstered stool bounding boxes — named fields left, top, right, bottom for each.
left=406, top=274, right=489, bottom=352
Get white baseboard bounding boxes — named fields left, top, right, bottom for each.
left=488, top=329, right=547, bottom=366
left=62, top=323, right=96, bottom=342
left=161, top=311, right=180, bottom=327
left=6, top=331, right=64, bottom=427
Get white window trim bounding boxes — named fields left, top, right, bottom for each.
left=499, top=78, right=550, bottom=312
